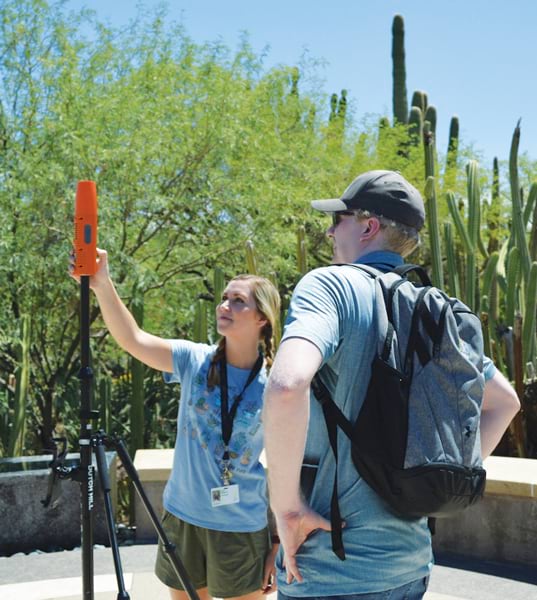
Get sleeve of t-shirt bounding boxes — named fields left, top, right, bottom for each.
left=483, top=355, right=496, bottom=381
left=162, top=339, right=198, bottom=384
left=281, top=268, right=345, bottom=363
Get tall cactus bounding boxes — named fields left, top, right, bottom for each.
left=444, top=116, right=459, bottom=191
left=487, top=157, right=502, bottom=254
left=213, top=267, right=225, bottom=337
left=423, top=121, right=435, bottom=179
left=329, top=93, right=338, bottom=123
left=522, top=262, right=537, bottom=368
left=408, top=106, right=423, bottom=146
left=509, top=119, right=531, bottom=285
left=446, top=161, right=483, bottom=311
left=297, top=226, right=308, bottom=276
left=480, top=296, right=493, bottom=359
left=410, top=90, right=428, bottom=115
left=337, top=89, right=347, bottom=121
left=424, top=105, right=437, bottom=137
left=193, top=299, right=208, bottom=343
left=99, top=375, right=112, bottom=434
left=443, top=222, right=460, bottom=298
left=446, top=116, right=459, bottom=170
left=523, top=182, right=537, bottom=228
left=391, top=15, right=408, bottom=125
left=505, top=246, right=520, bottom=327
left=425, top=176, right=443, bottom=287
left=481, top=252, right=500, bottom=364
left=466, top=161, right=482, bottom=310
left=8, top=314, right=30, bottom=457
left=245, top=240, right=259, bottom=275
left=511, top=314, right=527, bottom=456
left=529, top=184, right=537, bottom=262
left=130, top=291, right=145, bottom=457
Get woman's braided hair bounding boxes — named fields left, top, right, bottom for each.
left=207, top=274, right=280, bottom=389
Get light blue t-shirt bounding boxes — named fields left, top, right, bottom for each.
left=277, top=251, right=495, bottom=596
left=162, top=340, right=268, bottom=532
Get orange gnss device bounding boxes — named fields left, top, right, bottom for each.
left=73, top=180, right=98, bottom=276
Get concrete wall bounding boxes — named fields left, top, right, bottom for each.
left=0, top=452, right=116, bottom=556
left=433, top=494, right=537, bottom=565
left=132, top=449, right=173, bottom=543
left=433, top=456, right=537, bottom=566
left=133, top=450, right=537, bottom=567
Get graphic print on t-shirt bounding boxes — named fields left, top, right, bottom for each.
left=184, top=363, right=261, bottom=474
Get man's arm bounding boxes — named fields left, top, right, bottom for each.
left=263, top=337, right=330, bottom=584
left=480, top=370, right=520, bottom=458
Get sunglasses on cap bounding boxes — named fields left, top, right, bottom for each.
left=331, top=210, right=355, bottom=227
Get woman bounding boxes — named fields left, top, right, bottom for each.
left=70, top=248, right=281, bottom=600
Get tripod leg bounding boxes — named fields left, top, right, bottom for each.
left=81, top=439, right=94, bottom=599
left=110, top=436, right=200, bottom=600
left=94, top=438, right=130, bottom=600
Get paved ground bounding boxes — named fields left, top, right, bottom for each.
left=1, top=544, right=536, bottom=600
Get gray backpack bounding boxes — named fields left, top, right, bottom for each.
left=312, top=264, right=487, bottom=560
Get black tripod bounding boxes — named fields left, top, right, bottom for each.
left=45, top=276, right=199, bottom=600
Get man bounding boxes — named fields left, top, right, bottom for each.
left=263, top=170, right=520, bottom=599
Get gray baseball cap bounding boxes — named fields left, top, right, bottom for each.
left=311, top=170, right=425, bottom=230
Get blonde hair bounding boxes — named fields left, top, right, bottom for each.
left=207, top=274, right=281, bottom=388
left=353, top=209, right=420, bottom=257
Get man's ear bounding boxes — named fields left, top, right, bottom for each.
left=360, top=217, right=381, bottom=240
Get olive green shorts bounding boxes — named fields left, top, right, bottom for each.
left=155, top=510, right=270, bottom=598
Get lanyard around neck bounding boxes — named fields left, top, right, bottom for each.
left=219, top=353, right=264, bottom=452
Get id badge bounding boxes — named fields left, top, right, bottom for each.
left=211, top=484, right=240, bottom=507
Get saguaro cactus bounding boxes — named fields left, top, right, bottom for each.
left=487, top=158, right=502, bottom=254
left=509, top=119, right=531, bottom=285
left=424, top=105, right=437, bottom=137
left=8, top=314, right=30, bottom=457
left=410, top=90, right=428, bottom=115
left=245, top=240, right=259, bottom=275
left=213, top=267, right=225, bottom=320
left=522, top=262, right=537, bottom=368
left=297, top=226, right=308, bottom=276
left=99, top=375, right=112, bottom=434
left=444, top=116, right=459, bottom=191
left=446, top=116, right=459, bottom=169
left=193, top=299, right=208, bottom=343
left=425, top=176, right=443, bottom=288
left=392, top=15, right=408, bottom=125
left=424, top=121, right=435, bottom=179
left=505, top=246, right=520, bottom=327
left=529, top=185, right=537, bottom=262
left=329, top=93, right=338, bottom=122
left=446, top=161, right=484, bottom=311
left=443, top=222, right=460, bottom=298
left=408, top=106, right=423, bottom=146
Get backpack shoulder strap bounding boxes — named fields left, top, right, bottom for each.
left=310, top=372, right=350, bottom=560
left=392, top=263, right=432, bottom=287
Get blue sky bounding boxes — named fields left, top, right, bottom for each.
left=66, top=0, right=537, bottom=168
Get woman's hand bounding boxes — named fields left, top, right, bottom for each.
left=69, top=247, right=110, bottom=291
left=261, top=542, right=279, bottom=594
